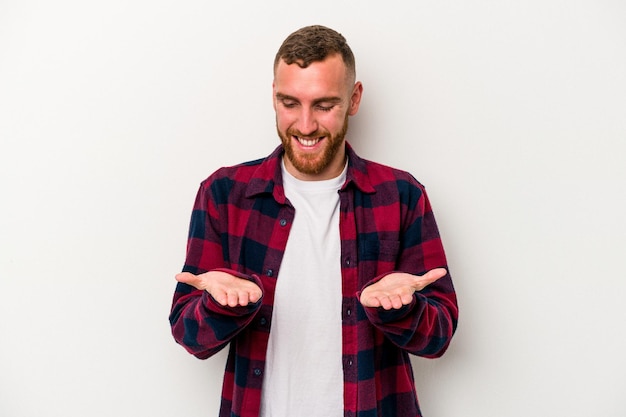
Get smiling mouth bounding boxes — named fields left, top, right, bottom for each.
left=294, top=136, right=324, bottom=147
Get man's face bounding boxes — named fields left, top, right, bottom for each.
left=273, top=54, right=362, bottom=181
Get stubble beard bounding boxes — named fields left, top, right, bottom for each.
left=278, top=114, right=349, bottom=176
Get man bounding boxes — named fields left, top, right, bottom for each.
left=170, top=25, right=458, bottom=417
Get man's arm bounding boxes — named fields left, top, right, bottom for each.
left=358, top=179, right=458, bottom=358
left=169, top=178, right=263, bottom=359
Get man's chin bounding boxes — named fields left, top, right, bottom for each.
left=287, top=155, right=326, bottom=176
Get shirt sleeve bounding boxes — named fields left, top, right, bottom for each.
left=168, top=179, right=263, bottom=359
left=360, top=180, right=459, bottom=358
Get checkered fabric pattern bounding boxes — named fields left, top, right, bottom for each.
left=170, top=143, right=458, bottom=417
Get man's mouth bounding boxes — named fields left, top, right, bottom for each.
left=294, top=136, right=324, bottom=147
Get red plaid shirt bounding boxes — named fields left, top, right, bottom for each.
left=170, top=143, right=458, bottom=417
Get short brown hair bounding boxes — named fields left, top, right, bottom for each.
left=273, top=25, right=356, bottom=82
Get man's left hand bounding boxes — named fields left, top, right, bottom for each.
left=359, top=268, right=447, bottom=310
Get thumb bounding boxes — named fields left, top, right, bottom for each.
left=422, top=268, right=447, bottom=284
left=175, top=272, right=201, bottom=289
left=175, top=272, right=193, bottom=282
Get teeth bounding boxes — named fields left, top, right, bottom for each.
left=296, top=137, right=320, bottom=147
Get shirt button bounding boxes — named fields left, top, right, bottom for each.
left=253, top=368, right=262, bottom=376
left=260, top=317, right=267, bottom=326
left=266, top=269, right=273, bottom=277
left=346, top=308, right=352, bottom=316
left=347, top=359, right=353, bottom=367
left=345, top=258, right=351, bottom=266
left=279, top=219, right=287, bottom=227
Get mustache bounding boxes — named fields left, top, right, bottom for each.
left=285, top=127, right=330, bottom=139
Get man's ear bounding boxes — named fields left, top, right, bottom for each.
left=348, top=81, right=363, bottom=116
left=272, top=82, right=277, bottom=111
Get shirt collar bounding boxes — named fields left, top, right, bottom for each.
left=244, top=142, right=376, bottom=202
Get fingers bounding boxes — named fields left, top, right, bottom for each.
left=218, top=288, right=260, bottom=307
left=359, top=268, right=449, bottom=310
left=360, top=293, right=381, bottom=308
left=227, top=290, right=240, bottom=307
left=222, top=281, right=262, bottom=307
left=230, top=287, right=262, bottom=306
left=361, top=294, right=406, bottom=310
left=213, top=291, right=228, bottom=306
left=360, top=291, right=410, bottom=310
left=384, top=294, right=404, bottom=310
left=247, top=287, right=262, bottom=304
left=176, top=271, right=263, bottom=307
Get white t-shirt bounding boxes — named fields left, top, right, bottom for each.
left=260, top=160, right=346, bottom=417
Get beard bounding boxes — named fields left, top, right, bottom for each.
left=277, top=114, right=349, bottom=176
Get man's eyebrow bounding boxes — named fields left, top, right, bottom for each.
left=275, top=93, right=298, bottom=102
left=312, top=96, right=342, bottom=105
left=275, top=92, right=342, bottom=105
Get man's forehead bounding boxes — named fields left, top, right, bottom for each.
left=275, top=54, right=347, bottom=76
left=275, top=57, right=350, bottom=93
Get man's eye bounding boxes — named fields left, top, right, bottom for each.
left=281, top=100, right=297, bottom=108
left=316, top=104, right=334, bottom=112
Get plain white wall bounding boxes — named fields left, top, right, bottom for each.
left=1, top=1, right=625, bottom=416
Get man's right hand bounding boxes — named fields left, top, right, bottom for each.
left=175, top=271, right=262, bottom=307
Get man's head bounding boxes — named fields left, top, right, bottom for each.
left=274, top=25, right=357, bottom=87
left=273, top=25, right=362, bottom=181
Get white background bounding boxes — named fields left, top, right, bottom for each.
left=1, top=1, right=625, bottom=416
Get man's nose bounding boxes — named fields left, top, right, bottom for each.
left=295, top=108, right=318, bottom=136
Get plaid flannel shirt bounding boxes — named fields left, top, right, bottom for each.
left=169, top=143, right=458, bottom=417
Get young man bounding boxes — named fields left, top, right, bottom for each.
left=170, top=25, right=458, bottom=417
